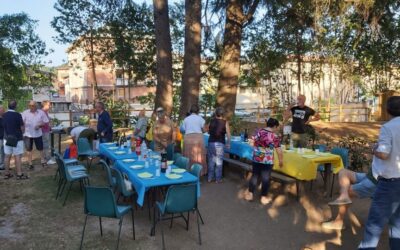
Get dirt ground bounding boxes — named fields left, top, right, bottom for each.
left=0, top=123, right=390, bottom=250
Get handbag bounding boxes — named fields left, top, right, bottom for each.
left=5, top=134, right=18, bottom=147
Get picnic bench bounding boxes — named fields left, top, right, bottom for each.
left=222, top=156, right=301, bottom=200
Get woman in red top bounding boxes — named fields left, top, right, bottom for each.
left=245, top=118, right=284, bottom=205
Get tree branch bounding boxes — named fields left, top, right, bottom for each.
left=243, top=0, right=260, bottom=27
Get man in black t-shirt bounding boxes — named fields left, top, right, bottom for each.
left=284, top=95, right=320, bottom=147
left=0, top=105, right=5, bottom=170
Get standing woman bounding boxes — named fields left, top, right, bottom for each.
left=182, top=104, right=207, bottom=175
left=245, top=118, right=284, bottom=205
left=207, top=107, right=230, bottom=183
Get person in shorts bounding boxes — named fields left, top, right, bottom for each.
left=22, top=100, right=49, bottom=170
left=0, top=105, right=5, bottom=170
left=322, top=168, right=377, bottom=230
left=3, top=100, right=28, bottom=180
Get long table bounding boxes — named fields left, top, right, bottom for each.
left=99, top=143, right=138, bottom=161
left=204, top=134, right=344, bottom=181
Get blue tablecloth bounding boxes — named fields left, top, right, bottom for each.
left=204, top=134, right=253, bottom=161
left=99, top=143, right=138, bottom=161
left=115, top=160, right=200, bottom=206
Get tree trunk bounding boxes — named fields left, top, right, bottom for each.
left=88, top=36, right=99, bottom=101
left=179, top=0, right=201, bottom=119
left=216, top=2, right=244, bottom=120
left=153, top=0, right=174, bottom=114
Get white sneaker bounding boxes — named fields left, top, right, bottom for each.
left=47, top=159, right=56, bottom=165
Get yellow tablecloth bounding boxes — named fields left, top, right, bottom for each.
left=273, top=150, right=344, bottom=181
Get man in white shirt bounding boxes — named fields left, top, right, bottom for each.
left=358, top=96, right=400, bottom=250
left=22, top=100, right=49, bottom=170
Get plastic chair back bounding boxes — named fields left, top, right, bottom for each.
left=112, top=168, right=133, bottom=197
left=98, top=160, right=115, bottom=188
left=315, top=144, right=327, bottom=152
left=166, top=143, right=174, bottom=161
left=78, top=138, right=92, bottom=155
left=190, top=163, right=202, bottom=177
left=84, top=186, right=119, bottom=218
left=331, top=147, right=349, bottom=168
left=55, top=154, right=68, bottom=179
left=175, top=156, right=189, bottom=170
left=173, top=153, right=182, bottom=163
left=164, top=183, right=197, bottom=214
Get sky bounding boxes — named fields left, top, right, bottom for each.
left=0, top=0, right=157, bottom=67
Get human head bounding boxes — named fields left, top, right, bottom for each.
left=28, top=100, right=37, bottom=112
left=95, top=102, right=105, bottom=113
left=89, top=119, right=97, bottom=130
left=8, top=100, right=17, bottom=110
left=387, top=96, right=400, bottom=117
left=139, top=109, right=146, bottom=118
left=297, top=95, right=306, bottom=107
left=42, top=100, right=51, bottom=111
left=266, top=118, right=280, bottom=132
left=190, top=104, right=200, bottom=114
left=215, top=107, right=224, bottom=118
left=156, top=107, right=166, bottom=123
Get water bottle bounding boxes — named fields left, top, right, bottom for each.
left=244, top=129, right=248, bottom=142
left=289, top=137, right=294, bottom=150
left=141, top=142, right=148, bottom=159
left=240, top=132, right=244, bottom=142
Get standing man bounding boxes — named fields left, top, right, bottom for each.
left=41, top=100, right=55, bottom=165
left=0, top=105, right=5, bottom=170
left=22, top=100, right=49, bottom=169
left=3, top=100, right=27, bottom=180
left=153, top=107, right=176, bottom=152
left=284, top=94, right=320, bottom=148
left=358, top=96, right=400, bottom=250
left=95, top=102, right=113, bottom=143
left=134, top=109, right=148, bottom=140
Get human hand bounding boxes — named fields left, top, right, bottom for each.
left=279, top=161, right=283, bottom=168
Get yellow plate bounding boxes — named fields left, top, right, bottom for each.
left=167, top=160, right=174, bottom=165
left=165, top=173, right=182, bottom=179
left=130, top=165, right=144, bottom=170
left=123, top=159, right=135, bottom=163
left=171, top=168, right=186, bottom=174
left=138, top=172, right=153, bottom=178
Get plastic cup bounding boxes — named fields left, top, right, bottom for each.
left=315, top=149, right=320, bottom=154
left=145, top=160, right=149, bottom=168
left=156, top=168, right=160, bottom=177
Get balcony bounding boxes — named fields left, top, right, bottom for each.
left=116, top=78, right=129, bottom=86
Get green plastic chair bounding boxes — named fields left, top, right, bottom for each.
left=80, top=186, right=135, bottom=250
left=156, top=183, right=201, bottom=249
left=166, top=143, right=175, bottom=161
left=173, top=153, right=182, bottom=164
left=55, top=155, right=90, bottom=206
left=77, top=138, right=100, bottom=169
left=175, top=156, right=189, bottom=170
left=53, top=152, right=83, bottom=181
left=98, top=160, right=117, bottom=189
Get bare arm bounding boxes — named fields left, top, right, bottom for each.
left=276, top=147, right=284, bottom=168
left=225, top=121, right=231, bottom=148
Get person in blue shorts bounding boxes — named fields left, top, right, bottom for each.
left=322, top=168, right=377, bottom=230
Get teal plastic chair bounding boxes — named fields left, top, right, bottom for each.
left=98, top=160, right=117, bottom=189
left=175, top=156, right=189, bottom=170
left=173, top=153, right=182, bottom=164
left=55, top=155, right=90, bottom=206
left=156, top=183, right=201, bottom=249
left=53, top=152, right=82, bottom=181
left=77, top=138, right=100, bottom=169
left=166, top=143, right=174, bottom=161
left=330, top=147, right=350, bottom=197
left=79, top=186, right=135, bottom=250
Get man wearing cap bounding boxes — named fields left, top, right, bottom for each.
left=153, top=107, right=175, bottom=152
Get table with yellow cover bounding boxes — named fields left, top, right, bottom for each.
left=273, top=150, right=344, bottom=181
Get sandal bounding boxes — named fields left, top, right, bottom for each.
left=16, top=173, right=29, bottom=180
left=4, top=173, right=14, bottom=180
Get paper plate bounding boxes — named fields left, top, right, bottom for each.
left=165, top=173, right=182, bottom=179
left=108, top=146, right=118, bottom=150
left=130, top=165, right=144, bottom=170
left=171, top=168, right=186, bottom=174
left=167, top=160, right=174, bottom=165
left=123, top=159, right=135, bottom=163
left=150, top=155, right=161, bottom=159
left=104, top=142, right=114, bottom=145
left=115, top=151, right=126, bottom=155
left=302, top=155, right=319, bottom=159
left=138, top=172, right=153, bottom=178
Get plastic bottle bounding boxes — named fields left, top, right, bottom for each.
left=244, top=129, right=248, bottom=142
left=161, top=152, right=167, bottom=173
left=141, top=142, right=148, bottom=159
left=289, top=137, right=294, bottom=150
left=135, top=138, right=141, bottom=156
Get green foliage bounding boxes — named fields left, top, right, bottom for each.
left=0, top=13, right=50, bottom=99
left=78, top=115, right=90, bottom=125
left=229, top=115, right=243, bottom=136
left=338, top=134, right=373, bottom=172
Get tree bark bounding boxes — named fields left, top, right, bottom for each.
left=153, top=0, right=174, bottom=114
left=179, top=0, right=202, bottom=119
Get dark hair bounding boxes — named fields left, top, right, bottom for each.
left=215, top=107, right=224, bottom=117
left=96, top=102, right=105, bottom=110
left=8, top=100, right=17, bottom=110
left=387, top=96, right=400, bottom=117
left=190, top=104, right=199, bottom=114
left=266, top=117, right=279, bottom=128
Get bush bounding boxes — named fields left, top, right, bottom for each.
left=338, top=134, right=373, bottom=172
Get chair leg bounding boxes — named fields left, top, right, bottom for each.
left=63, top=182, right=73, bottom=206
left=196, top=209, right=202, bottom=245
left=296, top=180, right=300, bottom=201
left=116, top=216, right=124, bottom=250
left=198, top=208, right=205, bottom=225
left=169, top=213, right=174, bottom=228
left=186, top=212, right=190, bottom=231
left=99, top=217, right=103, bottom=236
left=55, top=179, right=64, bottom=199
left=160, top=212, right=166, bottom=250
left=330, top=174, right=336, bottom=198
left=131, top=208, right=136, bottom=240
left=54, top=167, right=59, bottom=181
left=57, top=179, right=67, bottom=200
left=79, top=215, right=88, bottom=250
